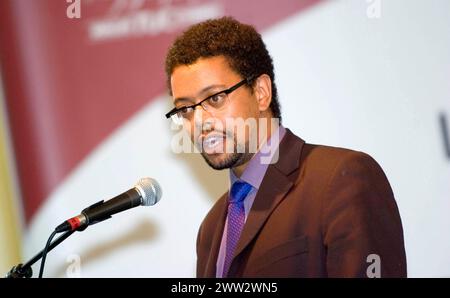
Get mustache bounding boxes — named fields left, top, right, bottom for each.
left=194, top=124, right=234, bottom=138
left=203, top=129, right=233, bottom=138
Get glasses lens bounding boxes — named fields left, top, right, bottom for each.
left=170, top=113, right=185, bottom=126
left=204, top=92, right=228, bottom=110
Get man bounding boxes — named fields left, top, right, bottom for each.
left=164, top=17, right=406, bottom=278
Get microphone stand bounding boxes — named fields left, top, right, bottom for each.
left=5, top=230, right=75, bottom=278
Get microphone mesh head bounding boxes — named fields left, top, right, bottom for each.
left=135, top=177, right=162, bottom=206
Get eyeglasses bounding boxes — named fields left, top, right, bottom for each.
left=165, top=77, right=253, bottom=123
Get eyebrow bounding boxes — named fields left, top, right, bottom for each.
left=173, top=84, right=227, bottom=106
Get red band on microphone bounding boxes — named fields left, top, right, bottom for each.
left=67, top=217, right=81, bottom=230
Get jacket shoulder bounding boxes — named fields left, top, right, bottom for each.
left=299, top=143, right=383, bottom=177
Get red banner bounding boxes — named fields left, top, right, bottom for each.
left=0, top=0, right=321, bottom=222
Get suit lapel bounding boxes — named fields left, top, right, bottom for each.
left=232, top=166, right=293, bottom=259
left=203, top=194, right=227, bottom=277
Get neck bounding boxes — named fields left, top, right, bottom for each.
left=232, top=116, right=279, bottom=177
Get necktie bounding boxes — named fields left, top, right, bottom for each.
left=222, top=180, right=253, bottom=277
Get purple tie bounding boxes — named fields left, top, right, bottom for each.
left=222, top=180, right=253, bottom=277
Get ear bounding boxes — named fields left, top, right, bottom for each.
left=253, top=74, right=272, bottom=113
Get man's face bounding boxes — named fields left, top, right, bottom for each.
left=170, top=56, right=261, bottom=170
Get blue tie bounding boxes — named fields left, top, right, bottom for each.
left=222, top=180, right=253, bottom=277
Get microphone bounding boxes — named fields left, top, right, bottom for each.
left=55, top=177, right=162, bottom=233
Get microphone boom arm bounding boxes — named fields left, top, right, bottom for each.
left=5, top=230, right=75, bottom=278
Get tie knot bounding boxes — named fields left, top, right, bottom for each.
left=229, top=181, right=252, bottom=204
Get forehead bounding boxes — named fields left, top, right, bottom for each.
left=170, top=56, right=240, bottom=97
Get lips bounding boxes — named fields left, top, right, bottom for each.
left=200, top=133, right=226, bottom=154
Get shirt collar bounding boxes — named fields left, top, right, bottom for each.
left=229, top=125, right=286, bottom=190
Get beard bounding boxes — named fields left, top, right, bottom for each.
left=196, top=133, right=254, bottom=170
left=200, top=151, right=252, bottom=170
left=193, top=123, right=257, bottom=170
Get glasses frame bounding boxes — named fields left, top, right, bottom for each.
left=165, top=76, right=254, bottom=119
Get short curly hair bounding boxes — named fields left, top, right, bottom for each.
left=165, top=16, right=281, bottom=121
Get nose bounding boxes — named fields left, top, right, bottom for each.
left=193, top=104, right=214, bottom=123
left=193, top=107, right=216, bottom=134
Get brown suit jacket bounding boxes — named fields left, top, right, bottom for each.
left=196, top=129, right=407, bottom=278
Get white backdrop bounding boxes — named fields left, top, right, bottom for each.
left=24, top=0, right=450, bottom=277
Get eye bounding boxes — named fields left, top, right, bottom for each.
left=178, top=106, right=193, bottom=115
left=208, top=92, right=227, bottom=105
